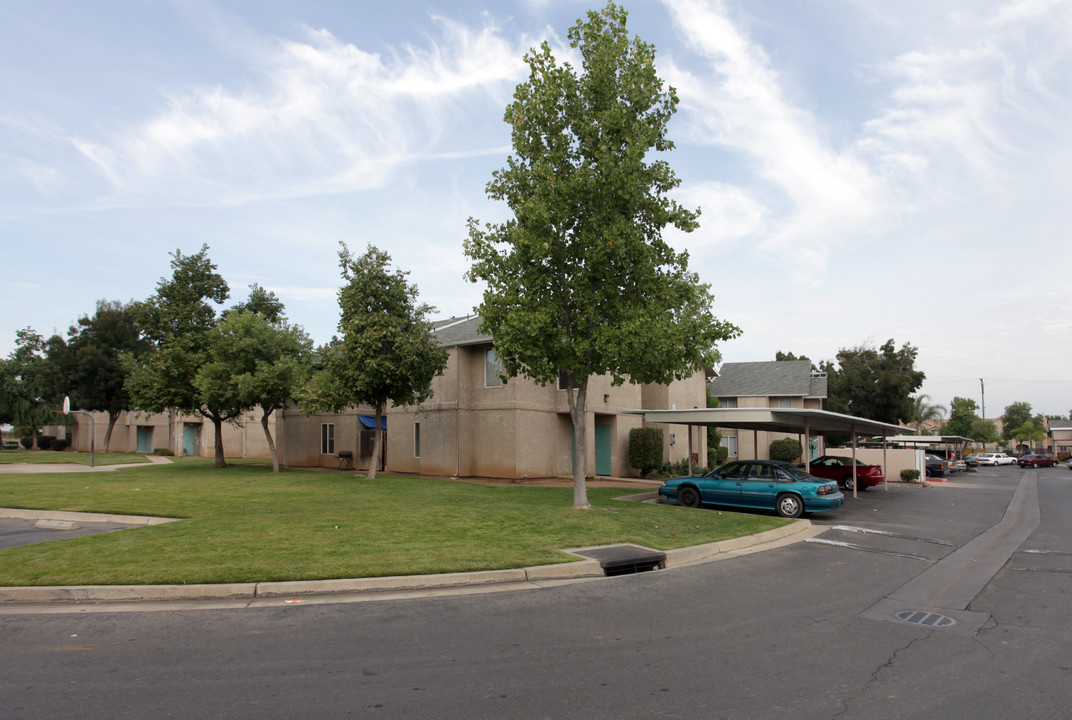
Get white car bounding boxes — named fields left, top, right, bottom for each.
left=1067, top=457, right=1072, bottom=470
left=974, top=453, right=1017, bottom=466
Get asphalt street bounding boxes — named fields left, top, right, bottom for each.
left=2, top=465, right=1070, bottom=719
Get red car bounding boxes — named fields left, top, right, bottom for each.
left=804, top=455, right=885, bottom=491
left=1017, top=454, right=1056, bottom=468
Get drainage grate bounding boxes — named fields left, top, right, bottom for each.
left=574, top=545, right=667, bottom=576
left=895, top=610, right=956, bottom=627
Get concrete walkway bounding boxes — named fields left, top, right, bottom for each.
left=0, top=454, right=174, bottom=474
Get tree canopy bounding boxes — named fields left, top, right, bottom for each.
left=125, top=245, right=238, bottom=466
left=195, top=287, right=313, bottom=472
left=301, top=243, right=448, bottom=479
left=52, top=300, right=148, bottom=451
left=822, top=339, right=925, bottom=425
left=942, top=396, right=979, bottom=438
left=465, top=2, right=739, bottom=508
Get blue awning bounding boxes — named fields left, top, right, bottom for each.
left=359, top=415, right=386, bottom=430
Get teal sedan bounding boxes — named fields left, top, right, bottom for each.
left=658, top=460, right=844, bottom=518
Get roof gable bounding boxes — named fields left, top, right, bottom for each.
left=708, top=360, right=826, bottom=398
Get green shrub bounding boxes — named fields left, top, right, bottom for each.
left=658, top=458, right=708, bottom=478
left=51, top=438, right=68, bottom=452
left=769, top=438, right=802, bottom=463
left=20, top=437, right=33, bottom=450
left=900, top=468, right=921, bottom=483
left=37, top=436, right=54, bottom=450
left=153, top=448, right=175, bottom=456
left=708, top=444, right=728, bottom=469
left=628, top=426, right=664, bottom=476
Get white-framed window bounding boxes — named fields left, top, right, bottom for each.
left=558, top=370, right=578, bottom=391
left=777, top=397, right=793, bottom=408
left=484, top=348, right=503, bottom=388
left=414, top=422, right=421, bottom=458
left=321, top=423, right=335, bottom=455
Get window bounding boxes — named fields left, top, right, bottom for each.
left=777, top=397, right=793, bottom=408
left=558, top=370, right=578, bottom=390
left=484, top=348, right=503, bottom=388
left=720, top=397, right=738, bottom=408
left=321, top=423, right=335, bottom=455
left=414, top=422, right=421, bottom=458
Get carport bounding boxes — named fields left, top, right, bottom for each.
left=632, top=407, right=912, bottom=498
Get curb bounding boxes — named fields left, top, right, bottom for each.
left=0, top=517, right=812, bottom=607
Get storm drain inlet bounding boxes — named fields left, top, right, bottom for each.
left=573, top=545, right=666, bottom=576
left=895, top=610, right=956, bottom=628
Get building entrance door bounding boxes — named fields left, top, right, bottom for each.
left=595, top=424, right=611, bottom=476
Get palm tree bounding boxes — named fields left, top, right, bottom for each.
left=908, top=394, right=946, bottom=434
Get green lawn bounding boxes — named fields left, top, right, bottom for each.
left=0, top=459, right=788, bottom=586
left=0, top=449, right=151, bottom=466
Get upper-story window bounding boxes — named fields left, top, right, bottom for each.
left=484, top=348, right=503, bottom=388
left=720, top=397, right=738, bottom=408
left=777, top=397, right=793, bottom=408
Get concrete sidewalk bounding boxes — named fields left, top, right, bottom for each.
left=0, top=454, right=174, bottom=474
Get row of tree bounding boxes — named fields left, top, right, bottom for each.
left=0, top=243, right=447, bottom=475
left=774, top=345, right=1065, bottom=448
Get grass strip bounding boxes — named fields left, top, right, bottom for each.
left=0, top=460, right=788, bottom=586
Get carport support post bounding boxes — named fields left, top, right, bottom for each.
left=851, top=424, right=858, bottom=499
left=804, top=418, right=811, bottom=473
left=882, top=436, right=889, bottom=491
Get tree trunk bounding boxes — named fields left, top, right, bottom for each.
left=103, top=410, right=121, bottom=453
left=261, top=409, right=279, bottom=473
left=567, top=378, right=591, bottom=509
left=212, top=416, right=226, bottom=468
left=367, top=404, right=384, bottom=480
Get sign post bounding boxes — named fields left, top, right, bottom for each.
left=54, top=395, right=94, bottom=468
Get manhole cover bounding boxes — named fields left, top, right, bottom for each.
left=895, top=610, right=956, bottom=627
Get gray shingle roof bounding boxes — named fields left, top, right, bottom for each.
left=708, top=360, right=826, bottom=398
left=431, top=315, right=492, bottom=348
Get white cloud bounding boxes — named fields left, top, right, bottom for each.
left=662, top=0, right=887, bottom=278
left=71, top=17, right=532, bottom=208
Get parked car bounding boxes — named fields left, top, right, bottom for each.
left=1067, top=457, right=1072, bottom=470
left=802, top=455, right=884, bottom=491
left=925, top=454, right=951, bottom=477
left=964, top=454, right=979, bottom=467
left=658, top=460, right=843, bottom=519
left=953, top=458, right=968, bottom=472
left=974, top=452, right=1017, bottom=466
left=1017, top=454, right=1057, bottom=468
left=1, top=440, right=20, bottom=450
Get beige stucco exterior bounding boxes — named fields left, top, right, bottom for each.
left=276, top=342, right=708, bottom=479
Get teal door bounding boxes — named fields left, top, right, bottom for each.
left=182, top=426, right=196, bottom=457
left=595, top=425, right=612, bottom=476
left=136, top=427, right=152, bottom=453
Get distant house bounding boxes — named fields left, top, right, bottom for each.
left=277, top=315, right=708, bottom=479
left=707, top=360, right=828, bottom=461
left=1047, top=419, right=1072, bottom=457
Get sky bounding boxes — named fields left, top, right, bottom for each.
left=2, top=0, right=1070, bottom=421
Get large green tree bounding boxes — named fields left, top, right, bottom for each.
left=51, top=300, right=148, bottom=451
left=301, top=243, right=448, bottom=479
left=464, top=3, right=739, bottom=508
left=0, top=328, right=63, bottom=446
left=942, top=396, right=978, bottom=438
left=195, top=290, right=313, bottom=473
left=125, top=245, right=235, bottom=466
left=822, top=340, right=925, bottom=425
left=1001, top=401, right=1033, bottom=444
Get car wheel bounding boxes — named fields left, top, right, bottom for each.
left=678, top=486, right=702, bottom=509
left=1033, top=462, right=1038, bottom=468
left=776, top=494, right=803, bottom=519
left=843, top=475, right=855, bottom=491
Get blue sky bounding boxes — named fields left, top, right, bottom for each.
left=2, top=0, right=1070, bottom=420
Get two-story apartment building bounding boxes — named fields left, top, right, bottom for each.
left=277, top=315, right=708, bottom=479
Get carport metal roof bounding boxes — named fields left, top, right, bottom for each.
left=631, top=407, right=909, bottom=438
